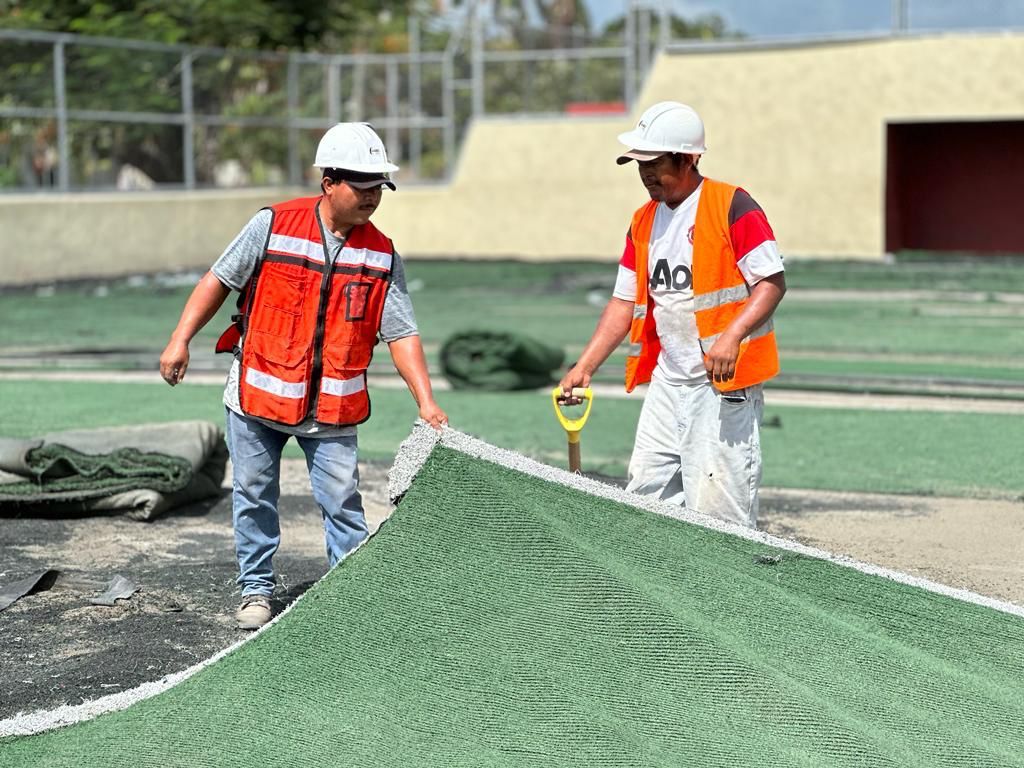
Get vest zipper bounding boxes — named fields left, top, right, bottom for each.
left=308, top=207, right=341, bottom=420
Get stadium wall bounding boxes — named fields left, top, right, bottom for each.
left=1, top=32, right=1020, bottom=285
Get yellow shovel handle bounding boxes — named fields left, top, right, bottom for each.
left=552, top=386, right=593, bottom=444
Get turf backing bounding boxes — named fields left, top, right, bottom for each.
left=2, top=441, right=1023, bottom=766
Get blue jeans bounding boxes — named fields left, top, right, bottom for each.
left=224, top=408, right=368, bottom=597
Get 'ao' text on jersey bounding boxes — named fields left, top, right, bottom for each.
left=649, top=259, right=693, bottom=292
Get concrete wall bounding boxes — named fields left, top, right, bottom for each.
left=2, top=32, right=1021, bottom=285
left=0, top=188, right=302, bottom=285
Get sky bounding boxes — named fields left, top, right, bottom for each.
left=583, top=0, right=1024, bottom=37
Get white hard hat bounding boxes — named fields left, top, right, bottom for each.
left=314, top=122, right=399, bottom=175
left=616, top=101, right=706, bottom=164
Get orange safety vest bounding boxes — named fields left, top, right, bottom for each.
left=216, top=196, right=393, bottom=426
left=624, top=178, right=779, bottom=393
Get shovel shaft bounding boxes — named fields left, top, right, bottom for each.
left=568, top=441, right=581, bottom=474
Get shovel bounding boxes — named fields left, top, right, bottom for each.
left=552, top=386, right=594, bottom=473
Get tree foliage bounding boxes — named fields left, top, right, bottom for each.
left=0, top=0, right=414, bottom=51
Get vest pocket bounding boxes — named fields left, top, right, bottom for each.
left=247, top=273, right=313, bottom=367
left=721, top=389, right=748, bottom=404
left=247, top=308, right=306, bottom=366
left=324, top=280, right=383, bottom=368
left=344, top=281, right=373, bottom=321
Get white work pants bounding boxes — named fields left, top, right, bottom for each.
left=625, top=376, right=764, bottom=528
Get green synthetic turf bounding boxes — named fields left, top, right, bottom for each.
left=0, top=443, right=190, bottom=498
left=0, top=283, right=236, bottom=352
left=3, top=260, right=1024, bottom=386
left=439, top=330, right=566, bottom=390
left=779, top=356, right=1024, bottom=384
left=2, top=379, right=1023, bottom=499
left=3, top=445, right=1023, bottom=767
left=782, top=256, right=1024, bottom=293
left=774, top=299, right=1024, bottom=361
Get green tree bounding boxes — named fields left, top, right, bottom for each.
left=599, top=9, right=742, bottom=44
left=0, top=0, right=415, bottom=50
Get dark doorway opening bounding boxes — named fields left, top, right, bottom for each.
left=886, top=120, right=1024, bottom=254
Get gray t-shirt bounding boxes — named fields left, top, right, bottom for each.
left=211, top=208, right=419, bottom=438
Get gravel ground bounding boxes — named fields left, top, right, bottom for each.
left=0, top=459, right=391, bottom=721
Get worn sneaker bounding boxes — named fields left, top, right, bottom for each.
left=235, top=594, right=272, bottom=630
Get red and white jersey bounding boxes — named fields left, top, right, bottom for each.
left=613, top=182, right=784, bottom=384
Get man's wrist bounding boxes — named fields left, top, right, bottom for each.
left=570, top=360, right=596, bottom=377
left=718, top=327, right=745, bottom=346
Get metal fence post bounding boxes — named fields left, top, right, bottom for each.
left=892, top=0, right=909, bottom=33
left=624, top=0, right=636, bottom=109
left=53, top=40, right=70, bottom=191
left=409, top=14, right=422, bottom=179
left=638, top=2, right=651, bottom=79
left=287, top=54, right=300, bottom=186
left=659, top=0, right=670, bottom=48
left=327, top=58, right=341, bottom=125
left=181, top=51, right=195, bottom=189
left=471, top=0, right=484, bottom=116
left=385, top=58, right=400, bottom=163
left=442, top=48, right=455, bottom=179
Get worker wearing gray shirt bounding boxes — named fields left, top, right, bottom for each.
left=159, top=123, right=446, bottom=630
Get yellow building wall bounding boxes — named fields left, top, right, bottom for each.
left=375, top=32, right=1024, bottom=261
left=1, top=33, right=1021, bottom=284
left=649, top=33, right=1024, bottom=258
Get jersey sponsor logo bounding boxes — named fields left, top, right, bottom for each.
left=687, top=225, right=695, bottom=244
left=649, top=258, right=692, bottom=292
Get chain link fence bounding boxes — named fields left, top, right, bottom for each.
left=1, top=0, right=1019, bottom=192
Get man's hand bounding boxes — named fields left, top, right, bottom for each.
left=419, top=400, right=448, bottom=431
left=703, top=273, right=786, bottom=386
left=159, top=271, right=232, bottom=387
left=160, top=339, right=190, bottom=386
left=703, top=333, right=741, bottom=385
left=558, top=365, right=591, bottom=406
left=559, top=297, right=633, bottom=404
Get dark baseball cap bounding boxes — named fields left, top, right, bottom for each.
left=322, top=167, right=396, bottom=191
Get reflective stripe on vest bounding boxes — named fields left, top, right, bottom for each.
left=624, top=178, right=779, bottom=393
left=699, top=317, right=774, bottom=351
left=245, top=368, right=307, bottom=399
left=267, top=234, right=394, bottom=272
left=267, top=234, right=326, bottom=263
left=236, top=196, right=392, bottom=427
left=320, top=374, right=367, bottom=397
left=693, top=284, right=750, bottom=312
left=242, top=368, right=367, bottom=401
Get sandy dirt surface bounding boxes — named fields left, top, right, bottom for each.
left=1, top=458, right=1021, bottom=722
left=758, top=488, right=1024, bottom=607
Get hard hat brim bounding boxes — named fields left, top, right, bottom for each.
left=616, top=149, right=667, bottom=165
left=321, top=168, right=398, bottom=191
left=346, top=178, right=397, bottom=191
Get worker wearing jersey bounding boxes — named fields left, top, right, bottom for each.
left=560, top=102, right=785, bottom=527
